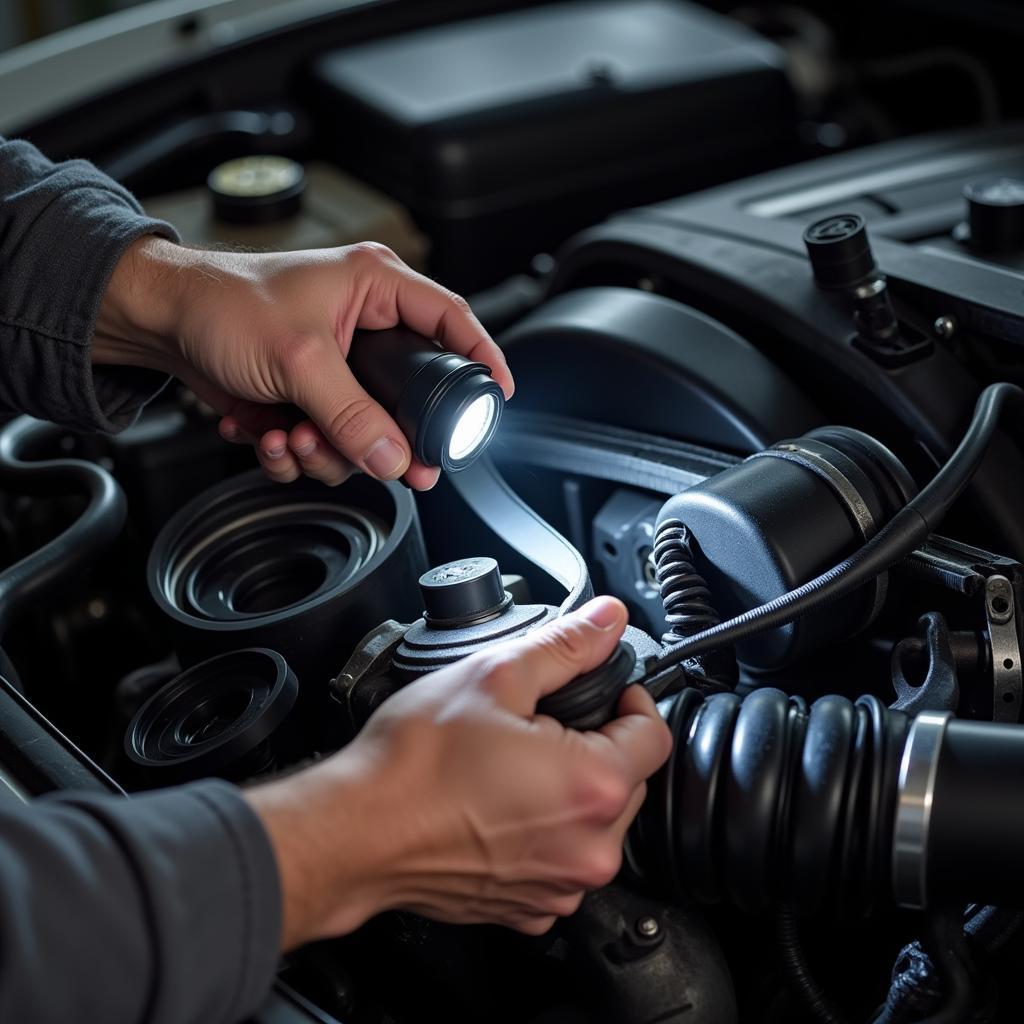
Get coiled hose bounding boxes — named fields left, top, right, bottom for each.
left=653, top=519, right=736, bottom=685
left=654, top=519, right=721, bottom=641
left=649, top=382, right=1023, bottom=674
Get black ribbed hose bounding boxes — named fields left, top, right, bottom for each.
left=648, top=383, right=1023, bottom=673
left=624, top=679, right=1024, bottom=946
left=653, top=519, right=737, bottom=686
left=627, top=687, right=911, bottom=918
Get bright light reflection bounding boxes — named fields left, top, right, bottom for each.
left=448, top=395, right=497, bottom=461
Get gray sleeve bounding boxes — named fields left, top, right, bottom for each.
left=0, top=136, right=179, bottom=431
left=0, top=779, right=282, bottom=1024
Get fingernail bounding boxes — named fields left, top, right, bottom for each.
left=265, top=445, right=286, bottom=460
left=292, top=440, right=317, bottom=457
left=221, top=423, right=239, bottom=441
left=581, top=597, right=622, bottom=631
left=364, top=438, right=407, bottom=479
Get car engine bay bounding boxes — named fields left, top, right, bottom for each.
left=3, top=1, right=1024, bottom=1022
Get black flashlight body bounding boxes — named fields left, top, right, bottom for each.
left=348, top=325, right=503, bottom=472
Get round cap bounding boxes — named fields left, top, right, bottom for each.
left=208, top=156, right=305, bottom=224
left=963, top=177, right=1024, bottom=253
left=536, top=641, right=637, bottom=730
left=419, top=557, right=507, bottom=625
left=803, top=213, right=877, bottom=289
left=125, top=648, right=297, bottom=782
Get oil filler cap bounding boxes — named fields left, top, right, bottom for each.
left=420, top=556, right=510, bottom=626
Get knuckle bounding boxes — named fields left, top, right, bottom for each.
left=275, top=332, right=323, bottom=380
left=327, top=397, right=379, bottom=451
left=476, top=655, right=521, bottom=699
left=536, top=620, right=592, bottom=670
left=579, top=844, right=623, bottom=889
left=444, top=289, right=474, bottom=318
left=581, top=767, right=631, bottom=819
left=348, top=240, right=398, bottom=266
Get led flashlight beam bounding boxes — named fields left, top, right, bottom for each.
left=348, top=325, right=504, bottom=473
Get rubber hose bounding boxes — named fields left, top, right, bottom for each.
left=0, top=417, right=127, bottom=637
left=629, top=687, right=910, bottom=917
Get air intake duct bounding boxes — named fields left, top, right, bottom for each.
left=626, top=687, right=1024, bottom=916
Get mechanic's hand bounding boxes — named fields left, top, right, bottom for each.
left=244, top=596, right=672, bottom=950
left=94, top=238, right=513, bottom=490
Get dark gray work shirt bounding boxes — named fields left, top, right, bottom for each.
left=0, top=137, right=282, bottom=1022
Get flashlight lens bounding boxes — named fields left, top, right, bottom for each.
left=448, top=395, right=498, bottom=462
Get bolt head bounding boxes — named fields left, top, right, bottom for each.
left=635, top=916, right=660, bottom=938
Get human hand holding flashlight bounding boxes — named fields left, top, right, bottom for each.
left=93, top=238, right=514, bottom=490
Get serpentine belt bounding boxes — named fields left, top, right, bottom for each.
left=450, top=413, right=739, bottom=614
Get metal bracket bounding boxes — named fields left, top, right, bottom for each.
left=329, top=619, right=409, bottom=708
left=891, top=613, right=960, bottom=715
left=985, top=575, right=1022, bottom=723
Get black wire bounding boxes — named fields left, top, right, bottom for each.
left=777, top=906, right=848, bottom=1024
left=645, top=383, right=1023, bottom=677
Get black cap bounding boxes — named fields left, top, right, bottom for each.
left=803, top=213, right=877, bottom=290
left=419, top=557, right=508, bottom=625
left=208, top=156, right=305, bottom=224
left=536, top=640, right=637, bottom=731
left=125, top=649, right=298, bottom=783
left=962, top=177, right=1024, bottom=254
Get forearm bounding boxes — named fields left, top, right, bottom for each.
left=0, top=136, right=177, bottom=430
left=0, top=781, right=280, bottom=1024
left=92, top=236, right=240, bottom=376
left=243, top=749, right=409, bottom=950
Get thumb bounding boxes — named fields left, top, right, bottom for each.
left=287, top=341, right=412, bottom=481
left=483, top=597, right=628, bottom=718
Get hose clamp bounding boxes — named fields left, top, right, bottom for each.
left=747, top=444, right=886, bottom=624
left=892, top=710, right=951, bottom=909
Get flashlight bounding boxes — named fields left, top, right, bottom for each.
left=348, top=325, right=504, bottom=473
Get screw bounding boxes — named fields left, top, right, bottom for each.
left=933, top=315, right=957, bottom=340
left=635, top=916, right=660, bottom=938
